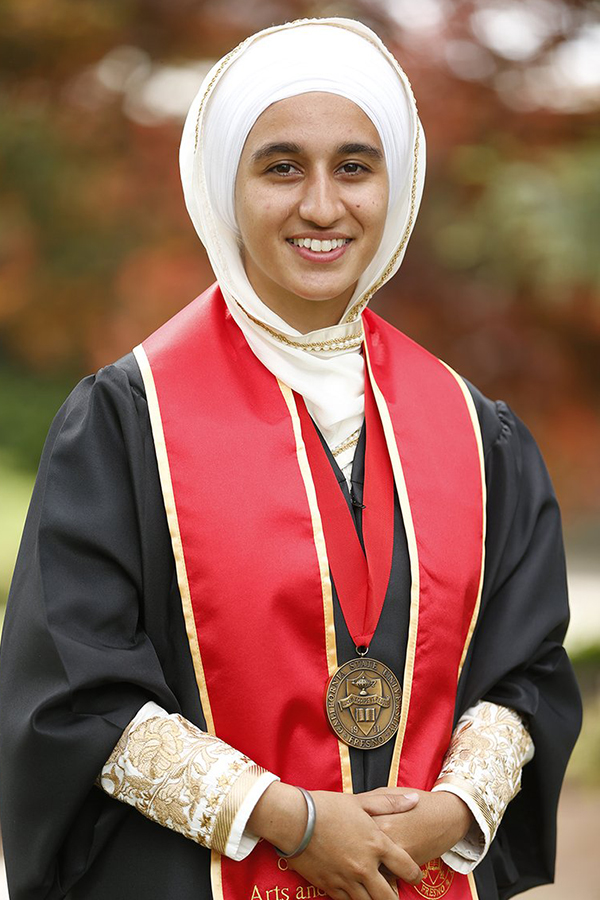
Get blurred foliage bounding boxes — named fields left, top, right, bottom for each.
left=0, top=0, right=599, bottom=520
left=436, top=140, right=600, bottom=297
left=567, top=692, right=600, bottom=788
left=561, top=643, right=600, bottom=789
left=557, top=644, right=600, bottom=788
left=0, top=456, right=34, bottom=618
left=571, top=642, right=600, bottom=697
left=0, top=365, right=74, bottom=470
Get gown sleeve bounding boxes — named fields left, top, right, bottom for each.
left=0, top=363, right=187, bottom=899
left=456, top=389, right=582, bottom=898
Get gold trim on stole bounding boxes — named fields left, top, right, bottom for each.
left=132, top=344, right=216, bottom=735
left=363, top=348, right=421, bottom=790
left=278, top=381, right=353, bottom=795
left=438, top=361, right=487, bottom=680
left=211, top=853, right=224, bottom=900
left=467, top=872, right=479, bottom=900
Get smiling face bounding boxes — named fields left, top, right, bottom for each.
left=234, top=92, right=389, bottom=333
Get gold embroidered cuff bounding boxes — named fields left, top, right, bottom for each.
left=211, top=764, right=269, bottom=855
left=435, top=701, right=534, bottom=847
left=98, top=702, right=271, bottom=856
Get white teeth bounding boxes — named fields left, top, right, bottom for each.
left=291, top=238, right=347, bottom=251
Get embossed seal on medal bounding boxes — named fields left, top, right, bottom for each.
left=414, top=858, right=455, bottom=899
left=325, top=657, right=401, bottom=749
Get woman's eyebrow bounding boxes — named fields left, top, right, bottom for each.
left=337, top=143, right=383, bottom=160
left=251, top=142, right=302, bottom=162
left=250, top=141, right=384, bottom=163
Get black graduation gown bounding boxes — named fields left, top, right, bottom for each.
left=0, top=351, right=581, bottom=900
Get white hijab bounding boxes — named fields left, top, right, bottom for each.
left=180, top=18, right=426, bottom=472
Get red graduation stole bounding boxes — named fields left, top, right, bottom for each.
left=136, top=284, right=485, bottom=900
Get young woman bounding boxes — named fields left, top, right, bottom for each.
left=0, top=18, right=580, bottom=900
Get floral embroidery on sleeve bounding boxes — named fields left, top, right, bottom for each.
left=98, top=702, right=269, bottom=856
left=433, top=700, right=534, bottom=872
left=436, top=701, right=533, bottom=833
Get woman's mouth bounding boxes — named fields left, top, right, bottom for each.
left=287, top=237, right=351, bottom=262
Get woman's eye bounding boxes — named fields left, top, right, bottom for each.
left=270, top=163, right=298, bottom=176
left=339, top=162, right=366, bottom=175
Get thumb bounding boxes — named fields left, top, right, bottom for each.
left=356, top=789, right=420, bottom=816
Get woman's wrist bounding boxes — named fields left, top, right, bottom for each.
left=247, top=780, right=307, bottom=854
left=434, top=790, right=474, bottom=845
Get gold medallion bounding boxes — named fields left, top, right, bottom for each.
left=325, top=657, right=401, bottom=749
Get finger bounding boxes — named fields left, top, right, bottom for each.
left=380, top=842, right=422, bottom=886
left=362, top=869, right=402, bottom=900
left=357, top=790, right=420, bottom=816
left=363, top=786, right=418, bottom=797
left=327, top=890, right=352, bottom=900
left=348, top=883, right=373, bottom=900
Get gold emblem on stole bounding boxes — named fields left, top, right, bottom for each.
left=325, top=658, right=401, bottom=749
left=414, top=859, right=455, bottom=898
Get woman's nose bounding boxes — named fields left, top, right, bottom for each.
left=298, top=171, right=345, bottom=226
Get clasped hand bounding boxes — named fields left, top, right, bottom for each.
left=250, top=783, right=474, bottom=900
left=286, top=787, right=422, bottom=900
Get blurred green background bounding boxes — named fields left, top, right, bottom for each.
left=1, top=0, right=599, bottom=893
